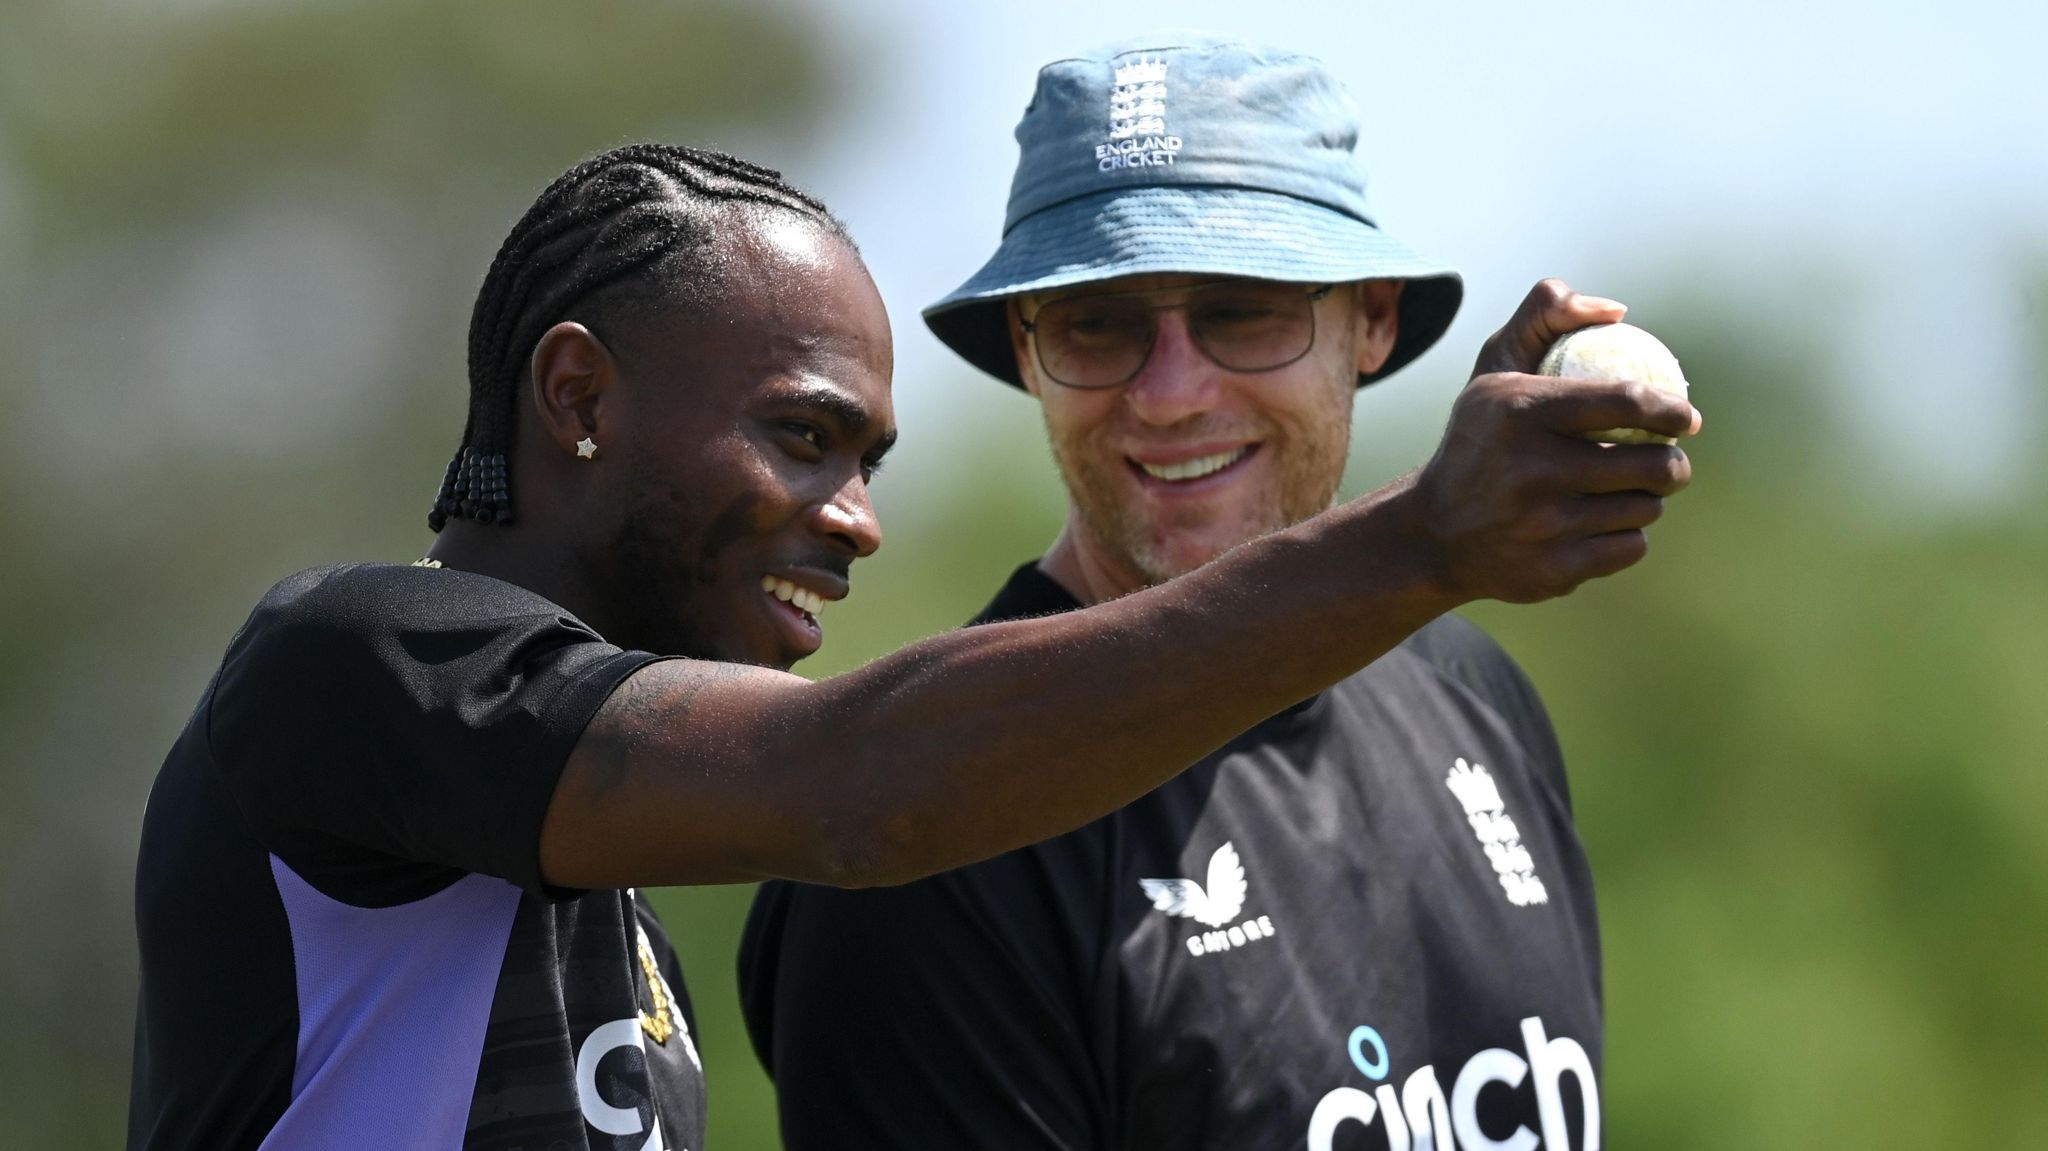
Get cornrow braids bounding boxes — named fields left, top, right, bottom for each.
left=429, top=142, right=853, bottom=531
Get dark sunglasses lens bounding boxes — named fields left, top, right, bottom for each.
left=1189, top=284, right=1318, bottom=371
left=1035, top=296, right=1154, bottom=388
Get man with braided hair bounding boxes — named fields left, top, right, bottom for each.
left=131, top=138, right=1696, bottom=1150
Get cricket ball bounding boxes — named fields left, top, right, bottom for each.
left=1537, top=322, right=1689, bottom=444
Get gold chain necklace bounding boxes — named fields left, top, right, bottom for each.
left=636, top=926, right=677, bottom=1044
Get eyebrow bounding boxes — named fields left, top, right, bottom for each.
left=777, top=382, right=898, bottom=458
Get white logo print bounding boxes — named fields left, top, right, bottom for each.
left=1109, top=54, right=1167, bottom=138
left=1306, top=1016, right=1601, bottom=1150
left=576, top=1018, right=680, bottom=1151
left=1446, top=758, right=1549, bottom=907
left=1141, top=840, right=1245, bottom=926
left=1096, top=54, right=1182, bottom=172
left=569, top=892, right=696, bottom=1150
left=1140, top=841, right=1279, bottom=957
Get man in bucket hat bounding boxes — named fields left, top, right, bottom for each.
left=743, top=34, right=1683, bottom=1151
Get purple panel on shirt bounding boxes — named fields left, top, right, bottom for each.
left=263, top=855, right=522, bottom=1151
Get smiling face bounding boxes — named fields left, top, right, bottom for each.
left=1010, top=273, right=1401, bottom=596
left=582, top=209, right=896, bottom=668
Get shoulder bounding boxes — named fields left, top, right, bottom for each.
left=230, top=562, right=598, bottom=667
left=246, top=562, right=578, bottom=637
left=215, top=562, right=623, bottom=740
left=1382, top=614, right=1571, bottom=802
left=203, top=564, right=652, bottom=882
left=968, top=561, right=1081, bottom=626
left=226, top=563, right=399, bottom=677
left=1395, top=613, right=1528, bottom=701
left=1400, top=610, right=1515, bottom=679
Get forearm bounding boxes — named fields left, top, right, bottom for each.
left=805, top=477, right=1453, bottom=882
left=543, top=475, right=1460, bottom=889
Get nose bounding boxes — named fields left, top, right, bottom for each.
left=1121, top=309, right=1222, bottom=427
left=814, top=477, right=883, bottom=559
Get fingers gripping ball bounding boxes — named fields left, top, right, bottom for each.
left=1538, top=322, right=1689, bottom=444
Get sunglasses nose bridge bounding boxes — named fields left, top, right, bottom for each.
left=1143, top=305, right=1205, bottom=370
left=1120, top=308, right=1231, bottom=427
left=1100, top=298, right=1197, bottom=386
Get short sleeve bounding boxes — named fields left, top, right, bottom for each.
left=205, top=563, right=663, bottom=899
left=740, top=841, right=1112, bottom=1151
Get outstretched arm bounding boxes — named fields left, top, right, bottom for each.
left=538, top=282, right=1700, bottom=889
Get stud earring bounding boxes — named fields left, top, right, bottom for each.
left=575, top=437, right=598, bottom=460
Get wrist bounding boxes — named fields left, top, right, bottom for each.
left=1346, top=470, right=1468, bottom=616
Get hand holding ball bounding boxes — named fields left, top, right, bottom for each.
left=1537, top=323, right=1690, bottom=444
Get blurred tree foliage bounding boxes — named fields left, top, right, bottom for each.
left=4, top=4, right=2046, bottom=1150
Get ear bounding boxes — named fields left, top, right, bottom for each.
left=529, top=322, right=615, bottom=458
left=1005, top=296, right=1046, bottom=399
left=1351, top=279, right=1406, bottom=377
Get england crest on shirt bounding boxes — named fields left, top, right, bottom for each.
left=1446, top=758, right=1549, bottom=906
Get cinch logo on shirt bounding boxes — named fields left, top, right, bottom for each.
left=1138, top=841, right=1280, bottom=957
left=576, top=1017, right=686, bottom=1151
left=1096, top=54, right=1182, bottom=171
left=1307, top=1016, right=1600, bottom=1150
left=571, top=893, right=699, bottom=1150
left=1447, top=758, right=1549, bottom=907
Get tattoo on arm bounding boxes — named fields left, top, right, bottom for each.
left=580, top=662, right=749, bottom=802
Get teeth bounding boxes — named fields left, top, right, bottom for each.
left=760, top=575, right=826, bottom=617
left=1139, top=448, right=1247, bottom=482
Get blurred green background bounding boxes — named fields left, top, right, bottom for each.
left=3, top=1, right=2044, bottom=1148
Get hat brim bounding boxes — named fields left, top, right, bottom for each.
left=923, top=185, right=1463, bottom=390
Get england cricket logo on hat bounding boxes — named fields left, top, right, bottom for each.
left=1096, top=54, right=1181, bottom=173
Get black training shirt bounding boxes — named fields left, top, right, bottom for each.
left=129, top=563, right=707, bottom=1151
left=742, top=562, right=1602, bottom=1151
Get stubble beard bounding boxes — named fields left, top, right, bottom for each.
left=595, top=450, right=757, bottom=661
left=1045, top=390, right=1354, bottom=588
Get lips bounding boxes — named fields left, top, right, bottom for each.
left=755, top=567, right=849, bottom=661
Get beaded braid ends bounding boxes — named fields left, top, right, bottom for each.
left=427, top=449, right=513, bottom=530
left=426, top=142, right=850, bottom=532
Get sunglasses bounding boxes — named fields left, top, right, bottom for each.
left=1019, top=280, right=1335, bottom=390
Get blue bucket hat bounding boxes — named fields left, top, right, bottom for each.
left=923, top=33, right=1463, bottom=390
